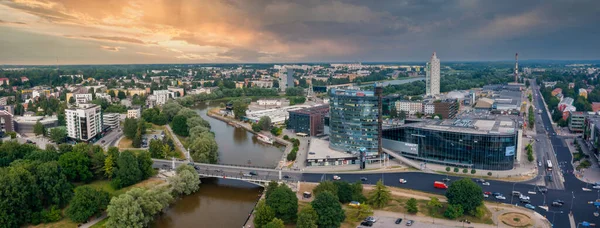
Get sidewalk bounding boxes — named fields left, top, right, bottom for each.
left=165, top=124, right=188, bottom=159
left=567, top=138, right=600, bottom=184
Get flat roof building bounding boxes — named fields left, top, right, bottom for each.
left=66, top=104, right=102, bottom=142
left=287, top=105, right=329, bottom=137
left=14, top=115, right=58, bottom=136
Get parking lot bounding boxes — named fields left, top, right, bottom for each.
left=142, top=130, right=164, bottom=148
left=360, top=216, right=461, bottom=228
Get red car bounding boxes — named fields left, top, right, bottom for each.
left=484, top=192, right=492, bottom=195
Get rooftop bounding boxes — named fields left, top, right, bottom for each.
left=307, top=138, right=357, bottom=160
left=395, top=115, right=518, bottom=135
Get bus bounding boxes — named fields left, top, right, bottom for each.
left=546, top=160, right=553, bottom=171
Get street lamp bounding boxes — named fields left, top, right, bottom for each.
left=571, top=191, right=575, bottom=214
left=547, top=210, right=563, bottom=227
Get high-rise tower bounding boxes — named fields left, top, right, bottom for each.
left=426, top=52, right=440, bottom=96
left=514, top=53, right=519, bottom=83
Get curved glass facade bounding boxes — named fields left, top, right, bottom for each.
left=329, top=89, right=380, bottom=156
left=382, top=126, right=516, bottom=170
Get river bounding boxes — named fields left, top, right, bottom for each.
left=153, top=101, right=283, bottom=228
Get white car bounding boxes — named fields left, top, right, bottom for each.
left=483, top=194, right=489, bottom=198
left=482, top=182, right=490, bottom=186
left=520, top=195, right=530, bottom=200
left=333, top=175, right=341, bottom=180
left=593, top=185, right=600, bottom=189
left=496, top=195, right=506, bottom=200
left=399, top=179, right=407, bottom=184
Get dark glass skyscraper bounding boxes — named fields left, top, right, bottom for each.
left=329, top=86, right=382, bottom=157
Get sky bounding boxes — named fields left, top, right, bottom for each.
left=0, top=0, right=599, bottom=65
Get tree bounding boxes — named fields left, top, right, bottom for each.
left=334, top=181, right=354, bottom=203
left=152, top=112, right=168, bottom=125
left=444, top=204, right=464, bottom=219
left=117, top=91, right=127, bottom=100
left=252, top=123, right=262, bottom=132
left=297, top=204, right=318, bottom=228
left=123, top=118, right=138, bottom=139
left=264, top=218, right=285, bottom=228
left=105, top=147, right=119, bottom=179
left=471, top=169, right=476, bottom=174
left=170, top=164, right=200, bottom=195
left=141, top=108, right=159, bottom=122
left=171, top=114, right=189, bottom=136
left=162, top=101, right=183, bottom=121
left=254, top=200, right=275, bottom=228
left=311, top=191, right=345, bottom=228
left=34, top=161, right=74, bottom=207
left=33, top=121, right=45, bottom=136
left=149, top=139, right=164, bottom=158
left=49, top=127, right=67, bottom=143
left=108, top=90, right=116, bottom=98
left=313, top=181, right=338, bottom=197
left=59, top=151, right=93, bottom=182
left=266, top=184, right=298, bottom=223
left=66, top=186, right=110, bottom=223
left=189, top=132, right=219, bottom=163
left=69, top=96, right=76, bottom=104
left=445, top=178, right=483, bottom=215
left=454, top=167, right=459, bottom=172
left=446, top=167, right=451, bottom=172
left=487, top=172, right=492, bottom=176
left=351, top=181, right=367, bottom=203
left=390, top=105, right=398, bottom=118
left=112, top=151, right=142, bottom=189
left=107, top=187, right=173, bottom=228
left=427, top=197, right=442, bottom=216
left=258, top=116, right=272, bottom=131
left=132, top=130, right=142, bottom=148
left=265, top=181, right=279, bottom=200
left=399, top=110, right=407, bottom=120
left=232, top=99, right=248, bottom=120
left=137, top=151, right=154, bottom=179
left=405, top=198, right=418, bottom=213
left=368, top=179, right=391, bottom=208
left=187, top=116, right=211, bottom=129
left=462, top=168, right=468, bottom=173
left=348, top=204, right=373, bottom=222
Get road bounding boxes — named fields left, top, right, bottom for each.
left=94, top=128, right=123, bottom=149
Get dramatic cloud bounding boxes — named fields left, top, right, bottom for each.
left=0, top=0, right=599, bottom=64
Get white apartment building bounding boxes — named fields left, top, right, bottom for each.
left=424, top=103, right=435, bottom=114
left=153, top=90, right=174, bottom=106
left=425, top=52, right=440, bottom=96
left=190, top=87, right=212, bottom=95
left=257, top=99, right=281, bottom=106
left=251, top=80, right=273, bottom=88
left=103, top=113, right=120, bottom=129
left=75, top=93, right=93, bottom=104
left=66, top=103, right=102, bottom=141
left=127, top=108, right=141, bottom=119
left=395, top=101, right=423, bottom=115
left=96, top=93, right=112, bottom=102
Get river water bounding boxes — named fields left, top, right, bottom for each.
left=153, top=101, right=283, bottom=228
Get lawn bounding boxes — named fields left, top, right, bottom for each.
left=117, top=137, right=132, bottom=149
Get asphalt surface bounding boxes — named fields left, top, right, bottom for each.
left=94, top=128, right=123, bottom=149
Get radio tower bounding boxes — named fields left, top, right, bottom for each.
left=514, top=53, right=519, bottom=83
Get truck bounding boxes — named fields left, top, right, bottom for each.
left=434, top=181, right=448, bottom=189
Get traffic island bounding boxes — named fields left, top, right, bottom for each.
left=499, top=212, right=532, bottom=227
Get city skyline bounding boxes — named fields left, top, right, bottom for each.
left=1, top=0, right=600, bottom=65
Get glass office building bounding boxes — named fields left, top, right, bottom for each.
left=382, top=120, right=518, bottom=170
left=329, top=87, right=382, bottom=157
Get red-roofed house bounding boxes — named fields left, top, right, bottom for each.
left=552, top=88, right=563, bottom=96
left=0, top=78, right=9, bottom=85
left=593, top=103, right=600, bottom=113
left=20, top=77, right=29, bottom=82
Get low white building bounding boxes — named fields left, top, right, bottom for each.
left=257, top=99, right=282, bottom=106
left=189, top=87, right=212, bottom=95
left=127, top=108, right=141, bottom=119
left=103, top=113, right=120, bottom=129
left=66, top=103, right=102, bottom=141
left=424, top=103, right=435, bottom=114
left=251, top=80, right=273, bottom=88
left=96, top=93, right=112, bottom=102
left=75, top=93, right=93, bottom=104
left=395, top=100, right=423, bottom=115
left=153, top=90, right=175, bottom=106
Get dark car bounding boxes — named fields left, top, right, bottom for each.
left=101, top=140, right=105, bottom=143
left=395, top=218, right=403, bottom=224
left=283, top=175, right=290, bottom=179
left=520, top=199, right=530, bottom=204
left=360, top=221, right=373, bottom=227
left=249, top=171, right=258, bottom=176
left=492, top=192, right=502, bottom=197
left=538, top=187, right=548, bottom=193
left=360, top=177, right=368, bottom=181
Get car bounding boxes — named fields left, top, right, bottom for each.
left=365, top=216, right=377, bottom=223
left=283, top=175, right=290, bottom=179
left=492, top=192, right=502, bottom=197
left=395, top=218, right=403, bottom=224
left=538, top=187, right=548, bottom=193
left=333, top=175, right=341, bottom=180
left=484, top=191, right=492, bottom=195
left=483, top=194, right=489, bottom=198
left=460, top=219, right=471, bottom=224
left=249, top=171, right=258, bottom=176
left=593, top=185, right=600, bottom=189
left=538, top=161, right=542, bottom=166
left=495, top=195, right=506, bottom=200
left=101, top=140, right=105, bottom=143
left=520, top=198, right=530, bottom=204
left=551, top=201, right=563, bottom=207
left=308, top=152, right=315, bottom=155
left=442, top=178, right=451, bottom=182
left=477, top=178, right=485, bottom=183
left=360, top=177, right=368, bottom=181
left=524, top=204, right=535, bottom=210
left=536, top=139, right=540, bottom=142
left=349, top=201, right=361, bottom=208
left=482, top=182, right=490, bottom=186
left=215, top=169, right=223, bottom=173
left=242, top=173, right=252, bottom=177
left=520, top=195, right=530, bottom=200
left=512, top=191, right=521, bottom=196
left=360, top=221, right=373, bottom=227
left=554, top=200, right=565, bottom=205
left=406, top=220, right=414, bottom=226
left=399, top=179, right=407, bottom=184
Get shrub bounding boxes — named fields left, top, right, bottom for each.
left=470, top=169, right=476, bottom=174
left=446, top=167, right=451, bottom=172
left=283, top=135, right=289, bottom=140
left=487, top=172, right=492, bottom=176
left=462, top=168, right=468, bottom=174
left=453, top=167, right=459, bottom=173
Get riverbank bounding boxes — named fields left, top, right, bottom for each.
left=206, top=107, right=293, bottom=169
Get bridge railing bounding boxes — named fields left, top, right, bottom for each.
left=214, top=162, right=276, bottom=170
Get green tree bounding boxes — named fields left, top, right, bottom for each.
left=351, top=181, right=367, bottom=203
left=311, top=191, right=345, bottom=228
left=405, top=198, right=418, bottom=213
left=265, top=181, right=279, bottom=200
left=348, top=204, right=373, bottom=222
left=446, top=167, right=451, bottom=172
left=390, top=105, right=398, bottom=118
left=313, top=180, right=338, bottom=197
left=117, top=91, right=126, bottom=100
left=59, top=151, right=93, bottom=182
left=189, top=132, right=219, bottom=163
left=149, top=139, right=164, bottom=158
left=170, top=164, right=200, bottom=195
left=66, top=186, right=110, bottom=223
left=152, top=112, right=168, bottom=125
left=454, top=167, right=459, bottom=172
left=427, top=197, right=443, bottom=216
left=112, top=151, right=142, bottom=189
left=69, top=96, right=76, bottom=104
left=33, top=121, right=45, bottom=136
left=49, top=127, right=67, bottom=143
left=232, top=99, right=248, bottom=120
left=254, top=199, right=275, bottom=228
left=171, top=114, right=189, bottom=136
left=186, top=116, right=211, bottom=129
left=266, top=184, right=298, bottom=223
left=137, top=151, right=154, bottom=179
left=264, top=218, right=285, bottom=228
left=104, top=147, right=119, bottom=179
left=444, top=204, right=464, bottom=219
left=106, top=187, right=173, bottom=228
left=162, top=101, right=183, bottom=121
left=108, top=90, right=116, bottom=98
left=252, top=123, right=262, bottom=132
left=0, top=165, right=39, bottom=227
left=141, top=108, right=159, bottom=122
left=368, top=180, right=391, bottom=208
left=297, top=204, right=318, bottom=228
left=399, top=110, right=407, bottom=120
left=123, top=118, right=138, bottom=139
left=462, top=168, right=468, bottom=173
left=445, top=178, right=483, bottom=215
left=334, top=181, right=354, bottom=203
left=258, top=116, right=272, bottom=131
left=471, top=169, right=476, bottom=174
left=34, top=161, right=74, bottom=207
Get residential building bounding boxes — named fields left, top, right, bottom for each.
left=146, top=95, right=157, bottom=108
left=0, top=110, right=14, bottom=134
left=580, top=88, right=588, bottom=99
left=251, top=80, right=274, bottom=88
left=66, top=104, right=102, bottom=141
left=14, top=116, right=58, bottom=135
left=329, top=86, right=383, bottom=157
left=167, top=87, right=184, bottom=97
left=286, top=68, right=295, bottom=88
left=558, top=97, right=575, bottom=111
left=382, top=95, right=402, bottom=116
left=543, top=81, right=557, bottom=88
left=433, top=99, right=459, bottom=119
left=0, top=78, right=9, bottom=85
left=127, top=108, right=141, bottom=119
left=425, top=52, right=440, bottom=96
left=395, top=100, right=423, bottom=115
left=0, top=96, right=13, bottom=106
left=74, top=93, right=93, bottom=104
left=103, top=113, right=120, bottom=129
left=153, top=90, right=174, bottom=106
left=96, top=93, right=112, bottom=102
left=552, top=88, right=563, bottom=96
left=592, top=102, right=600, bottom=113
left=126, top=88, right=147, bottom=97
left=569, top=111, right=587, bottom=133
left=423, top=103, right=435, bottom=114
left=235, top=82, right=245, bottom=89
left=190, top=87, right=212, bottom=94
left=287, top=105, right=329, bottom=136
left=257, top=99, right=282, bottom=106
left=382, top=118, right=520, bottom=170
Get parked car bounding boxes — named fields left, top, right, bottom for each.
left=101, top=140, right=105, bottom=143
left=551, top=201, right=563, bottom=207
left=520, top=195, right=530, bottom=200
left=512, top=191, right=521, bottom=196
left=538, top=187, right=548, bottom=193
left=406, top=220, right=414, bottom=226
left=349, top=201, right=361, bottom=208
left=483, top=194, right=489, bottom=198
left=360, top=221, right=373, bottom=227
left=520, top=198, right=530, bottom=204
left=495, top=195, right=506, bottom=200
left=365, top=217, right=377, bottom=223
left=492, top=192, right=502, bottom=197
left=538, top=161, right=542, bottom=166
left=360, top=177, right=368, bottom=181
left=399, top=179, right=407, bottom=184
left=482, top=182, right=490, bottom=186
left=554, top=200, right=565, bottom=205
left=525, top=204, right=536, bottom=210
left=395, top=218, right=403, bottom=224
left=484, top=191, right=492, bottom=195
left=333, top=175, right=341, bottom=180
left=283, top=175, right=290, bottom=179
